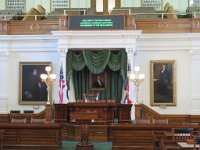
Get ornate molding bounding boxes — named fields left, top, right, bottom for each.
left=0, top=51, right=9, bottom=57
left=0, top=35, right=57, bottom=52
left=189, top=50, right=200, bottom=55
left=137, top=33, right=200, bottom=51
left=126, top=48, right=136, bottom=57
left=52, top=30, right=142, bottom=49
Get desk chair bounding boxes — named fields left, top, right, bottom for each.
left=23, top=110, right=34, bottom=114
left=135, top=119, right=150, bottom=124
left=11, top=118, right=26, bottom=124
left=152, top=119, right=168, bottom=124
left=31, top=118, right=46, bottom=124
left=172, top=128, right=193, bottom=141
left=83, top=93, right=99, bottom=103
left=194, top=137, right=200, bottom=150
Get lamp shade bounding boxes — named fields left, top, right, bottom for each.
left=40, top=74, right=48, bottom=80
left=45, top=66, right=51, bottom=72
left=129, top=73, right=136, bottom=80
left=134, top=66, right=140, bottom=72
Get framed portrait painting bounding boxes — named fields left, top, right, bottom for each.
left=89, top=72, right=107, bottom=91
left=19, top=62, right=51, bottom=105
left=150, top=60, right=176, bottom=106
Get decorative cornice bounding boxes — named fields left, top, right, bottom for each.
left=137, top=33, right=200, bottom=51
left=189, top=50, right=200, bottom=55
left=0, top=94, right=8, bottom=99
left=0, top=35, right=58, bottom=52
left=52, top=30, right=142, bottom=49
left=0, top=51, right=9, bottom=56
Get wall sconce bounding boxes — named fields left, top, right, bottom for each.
left=129, top=66, right=145, bottom=104
left=40, top=66, right=56, bottom=104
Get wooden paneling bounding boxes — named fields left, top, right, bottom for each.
left=1, top=16, right=200, bottom=34
left=103, top=0, right=109, bottom=15
left=115, top=0, right=121, bottom=9
left=74, top=124, right=108, bottom=142
left=110, top=123, right=200, bottom=150
left=136, top=19, right=193, bottom=33
left=0, top=123, right=62, bottom=150
left=0, top=20, right=59, bottom=35
left=54, top=103, right=132, bottom=123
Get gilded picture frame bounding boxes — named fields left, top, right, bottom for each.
left=150, top=60, right=176, bottom=106
left=19, top=62, right=51, bottom=105
left=89, top=72, right=107, bottom=91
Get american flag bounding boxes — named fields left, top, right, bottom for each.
left=59, top=63, right=65, bottom=104
left=125, top=59, right=132, bottom=104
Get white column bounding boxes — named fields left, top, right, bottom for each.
left=59, top=48, right=68, bottom=103
left=126, top=48, right=136, bottom=120
left=0, top=51, right=9, bottom=113
left=126, top=48, right=136, bottom=102
left=190, top=50, right=200, bottom=114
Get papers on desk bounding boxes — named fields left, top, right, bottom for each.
left=177, top=142, right=195, bottom=148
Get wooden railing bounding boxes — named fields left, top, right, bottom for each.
left=135, top=104, right=200, bottom=124
left=1, top=15, right=200, bottom=34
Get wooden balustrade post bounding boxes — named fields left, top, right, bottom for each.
left=45, top=104, right=52, bottom=122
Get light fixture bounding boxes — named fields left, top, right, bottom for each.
left=129, top=66, right=145, bottom=104
left=40, top=66, right=56, bottom=104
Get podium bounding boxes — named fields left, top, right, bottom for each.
left=70, top=112, right=98, bottom=150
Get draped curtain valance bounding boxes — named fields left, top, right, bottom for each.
left=67, top=49, right=127, bottom=81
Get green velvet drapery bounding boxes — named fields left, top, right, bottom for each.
left=66, top=49, right=127, bottom=104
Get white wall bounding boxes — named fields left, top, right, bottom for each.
left=136, top=50, right=191, bottom=114
left=0, top=35, right=60, bottom=114
left=0, top=29, right=200, bottom=116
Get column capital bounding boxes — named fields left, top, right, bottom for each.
left=59, top=49, right=68, bottom=57
left=126, top=48, right=136, bottom=57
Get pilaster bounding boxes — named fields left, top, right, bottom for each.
left=0, top=51, right=9, bottom=113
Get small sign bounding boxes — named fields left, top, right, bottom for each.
left=69, top=15, right=125, bottom=30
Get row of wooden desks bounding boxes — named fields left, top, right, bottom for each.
left=110, top=123, right=200, bottom=150
left=0, top=123, right=62, bottom=150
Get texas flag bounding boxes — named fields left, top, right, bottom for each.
left=58, top=63, right=65, bottom=104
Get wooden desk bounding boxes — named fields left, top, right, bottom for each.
left=54, top=103, right=132, bottom=123
left=110, top=123, right=199, bottom=150
left=0, top=123, right=62, bottom=150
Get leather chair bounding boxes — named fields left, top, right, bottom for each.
left=172, top=128, right=193, bottom=141
left=194, top=136, right=200, bottom=150
left=83, top=93, right=99, bottom=103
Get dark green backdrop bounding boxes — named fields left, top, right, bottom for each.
left=66, top=49, right=127, bottom=104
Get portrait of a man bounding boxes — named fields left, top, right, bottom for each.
left=89, top=72, right=107, bottom=90
left=150, top=60, right=176, bottom=106
left=19, top=62, right=51, bottom=105
left=92, top=75, right=104, bottom=88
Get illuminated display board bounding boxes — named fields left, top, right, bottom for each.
left=69, top=15, right=125, bottom=30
